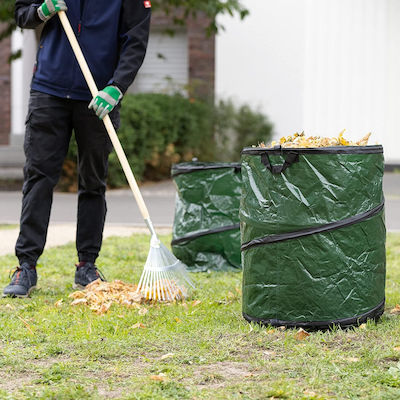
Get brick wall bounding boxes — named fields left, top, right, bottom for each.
left=151, top=11, right=215, bottom=100
left=187, top=14, right=215, bottom=101
left=0, top=25, right=11, bottom=145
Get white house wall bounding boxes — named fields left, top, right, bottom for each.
left=129, top=30, right=188, bottom=94
left=11, top=29, right=37, bottom=143
left=216, top=0, right=400, bottom=164
left=383, top=0, right=400, bottom=165
left=303, top=0, right=387, bottom=155
left=216, top=0, right=306, bottom=138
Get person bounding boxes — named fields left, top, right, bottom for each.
left=3, top=0, right=151, bottom=297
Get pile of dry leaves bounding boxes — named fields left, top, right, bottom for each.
left=261, top=130, right=372, bottom=148
left=68, top=279, right=147, bottom=315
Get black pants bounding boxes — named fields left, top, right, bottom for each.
left=16, top=90, right=120, bottom=266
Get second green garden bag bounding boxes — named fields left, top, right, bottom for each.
left=171, top=162, right=242, bottom=272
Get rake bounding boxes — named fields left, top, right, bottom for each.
left=58, top=11, right=194, bottom=301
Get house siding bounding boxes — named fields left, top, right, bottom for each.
left=0, top=26, right=11, bottom=145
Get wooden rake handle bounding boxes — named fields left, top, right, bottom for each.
left=58, top=11, right=150, bottom=220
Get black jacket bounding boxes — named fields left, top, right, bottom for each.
left=15, top=0, right=151, bottom=100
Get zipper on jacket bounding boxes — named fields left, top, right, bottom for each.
left=78, top=0, right=85, bottom=36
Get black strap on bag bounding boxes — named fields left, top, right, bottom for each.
left=171, top=224, right=240, bottom=246
left=261, top=151, right=299, bottom=174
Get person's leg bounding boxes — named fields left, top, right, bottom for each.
left=5, top=92, right=72, bottom=297
left=15, top=91, right=73, bottom=266
left=73, top=101, right=120, bottom=264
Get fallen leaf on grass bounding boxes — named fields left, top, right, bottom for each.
left=4, top=304, right=14, bottom=310
left=393, top=347, right=400, bottom=352
left=294, top=328, right=310, bottom=341
left=359, top=323, right=367, bottom=330
left=93, top=302, right=111, bottom=315
left=263, top=350, right=277, bottom=357
left=278, top=326, right=286, bottom=331
left=345, top=357, right=360, bottom=362
left=191, top=300, right=201, bottom=307
left=174, top=317, right=182, bottom=323
left=54, top=299, right=63, bottom=307
left=304, top=390, right=317, bottom=396
left=150, top=373, right=167, bottom=381
left=17, top=315, right=34, bottom=335
left=138, top=307, right=148, bottom=316
left=160, top=353, right=175, bottom=360
left=130, top=322, right=146, bottom=330
left=390, top=304, right=400, bottom=314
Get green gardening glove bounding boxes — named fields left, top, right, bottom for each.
left=37, top=0, right=68, bottom=22
left=88, top=86, right=123, bottom=120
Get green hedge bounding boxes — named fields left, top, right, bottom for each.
left=108, top=93, right=216, bottom=185
left=59, top=93, right=273, bottom=191
left=214, top=99, right=274, bottom=161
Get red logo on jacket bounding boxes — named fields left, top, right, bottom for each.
left=144, top=1, right=151, bottom=8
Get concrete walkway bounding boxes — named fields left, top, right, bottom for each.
left=0, top=174, right=399, bottom=257
left=0, top=224, right=172, bottom=257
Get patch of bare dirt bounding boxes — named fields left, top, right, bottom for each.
left=0, top=371, right=38, bottom=392
left=29, top=356, right=71, bottom=367
left=191, top=361, right=255, bottom=388
left=96, top=386, right=124, bottom=399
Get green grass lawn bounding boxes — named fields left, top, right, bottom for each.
left=0, top=233, right=399, bottom=400
left=0, top=224, right=18, bottom=230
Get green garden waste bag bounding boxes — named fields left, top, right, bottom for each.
left=240, top=145, right=386, bottom=329
left=171, top=162, right=242, bottom=272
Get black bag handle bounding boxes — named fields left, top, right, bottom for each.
left=261, top=151, right=299, bottom=174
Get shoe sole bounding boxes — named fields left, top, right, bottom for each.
left=73, top=280, right=105, bottom=290
left=2, top=285, right=37, bottom=298
left=72, top=283, right=85, bottom=290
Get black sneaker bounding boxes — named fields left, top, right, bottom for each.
left=73, top=262, right=106, bottom=289
left=3, top=263, right=37, bottom=298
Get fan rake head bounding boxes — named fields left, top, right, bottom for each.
left=136, top=236, right=194, bottom=301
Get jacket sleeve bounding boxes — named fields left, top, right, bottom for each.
left=15, top=0, right=44, bottom=29
left=111, top=0, right=151, bottom=94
